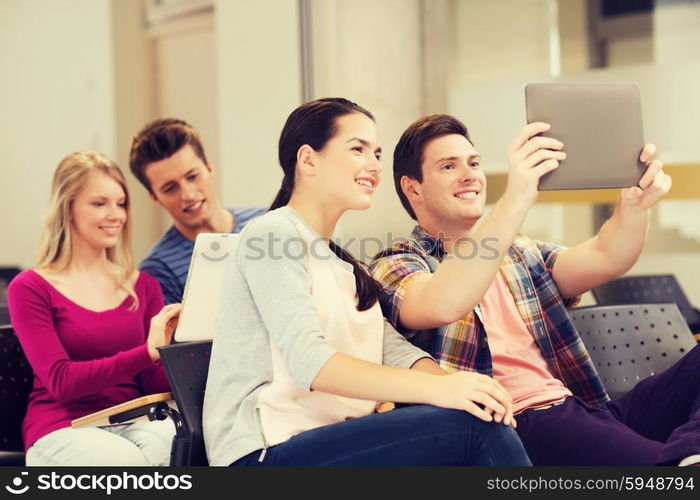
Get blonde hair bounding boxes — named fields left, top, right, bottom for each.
left=37, top=151, right=139, bottom=309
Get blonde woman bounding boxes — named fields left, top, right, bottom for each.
left=7, top=151, right=181, bottom=466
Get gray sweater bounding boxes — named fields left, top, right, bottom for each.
left=202, top=207, right=430, bottom=466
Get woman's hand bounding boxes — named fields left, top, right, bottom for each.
left=428, top=371, right=516, bottom=428
left=146, top=303, right=182, bottom=361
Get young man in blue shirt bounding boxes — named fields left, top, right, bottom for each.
left=129, top=118, right=265, bottom=304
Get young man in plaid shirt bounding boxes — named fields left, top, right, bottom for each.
left=369, top=114, right=700, bottom=466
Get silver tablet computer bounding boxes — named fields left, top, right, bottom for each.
left=174, top=233, right=240, bottom=342
left=525, top=82, right=646, bottom=190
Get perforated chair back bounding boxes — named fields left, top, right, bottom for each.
left=0, top=306, right=9, bottom=325
left=569, top=303, right=696, bottom=399
left=592, top=274, right=700, bottom=332
left=0, top=324, right=33, bottom=464
left=158, top=340, right=212, bottom=466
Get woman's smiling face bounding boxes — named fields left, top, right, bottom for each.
left=312, top=112, right=383, bottom=212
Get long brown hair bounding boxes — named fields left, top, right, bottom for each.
left=271, top=98, right=382, bottom=311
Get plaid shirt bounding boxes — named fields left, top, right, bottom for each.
left=369, top=225, right=609, bottom=406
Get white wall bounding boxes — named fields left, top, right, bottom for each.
left=309, top=0, right=426, bottom=257
left=558, top=0, right=589, bottom=74
left=150, top=13, right=218, bottom=236
left=112, top=0, right=162, bottom=261
left=216, top=0, right=302, bottom=210
left=448, top=0, right=553, bottom=87
left=655, top=0, right=700, bottom=64
left=0, top=0, right=116, bottom=268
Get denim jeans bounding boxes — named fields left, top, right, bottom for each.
left=25, top=419, right=175, bottom=466
left=231, top=404, right=531, bottom=466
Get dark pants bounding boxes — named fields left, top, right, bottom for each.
left=232, top=404, right=531, bottom=466
left=516, top=344, right=700, bottom=465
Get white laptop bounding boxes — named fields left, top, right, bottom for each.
left=173, top=233, right=241, bottom=342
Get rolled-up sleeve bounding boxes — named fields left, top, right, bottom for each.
left=535, top=239, right=581, bottom=308
left=369, top=250, right=431, bottom=339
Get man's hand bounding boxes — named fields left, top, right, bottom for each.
left=620, top=144, right=672, bottom=210
left=503, top=122, right=565, bottom=211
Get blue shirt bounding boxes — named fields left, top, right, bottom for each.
left=139, top=207, right=266, bottom=304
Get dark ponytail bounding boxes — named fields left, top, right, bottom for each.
left=269, top=175, right=294, bottom=211
left=271, top=98, right=381, bottom=311
left=327, top=241, right=383, bottom=311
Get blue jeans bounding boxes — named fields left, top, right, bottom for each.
left=232, top=404, right=531, bottom=466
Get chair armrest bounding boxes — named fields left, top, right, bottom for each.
left=71, top=392, right=173, bottom=428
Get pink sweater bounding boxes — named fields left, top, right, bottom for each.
left=7, top=270, right=170, bottom=450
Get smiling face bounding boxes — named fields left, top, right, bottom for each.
left=311, top=112, right=383, bottom=212
left=144, top=144, right=219, bottom=234
left=70, top=171, right=127, bottom=252
left=405, top=133, right=487, bottom=231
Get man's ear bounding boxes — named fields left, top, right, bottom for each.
left=148, top=191, right=161, bottom=206
left=296, top=145, right=316, bottom=176
left=400, top=175, right=421, bottom=202
left=205, top=160, right=214, bottom=175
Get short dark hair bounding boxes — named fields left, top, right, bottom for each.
left=392, top=115, right=472, bottom=219
left=129, top=118, right=207, bottom=193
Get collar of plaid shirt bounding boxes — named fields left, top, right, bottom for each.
left=380, top=225, right=609, bottom=406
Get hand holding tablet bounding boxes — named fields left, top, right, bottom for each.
left=619, top=142, right=672, bottom=210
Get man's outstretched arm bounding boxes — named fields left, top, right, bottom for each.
left=398, top=123, right=564, bottom=330
left=552, top=144, right=671, bottom=299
